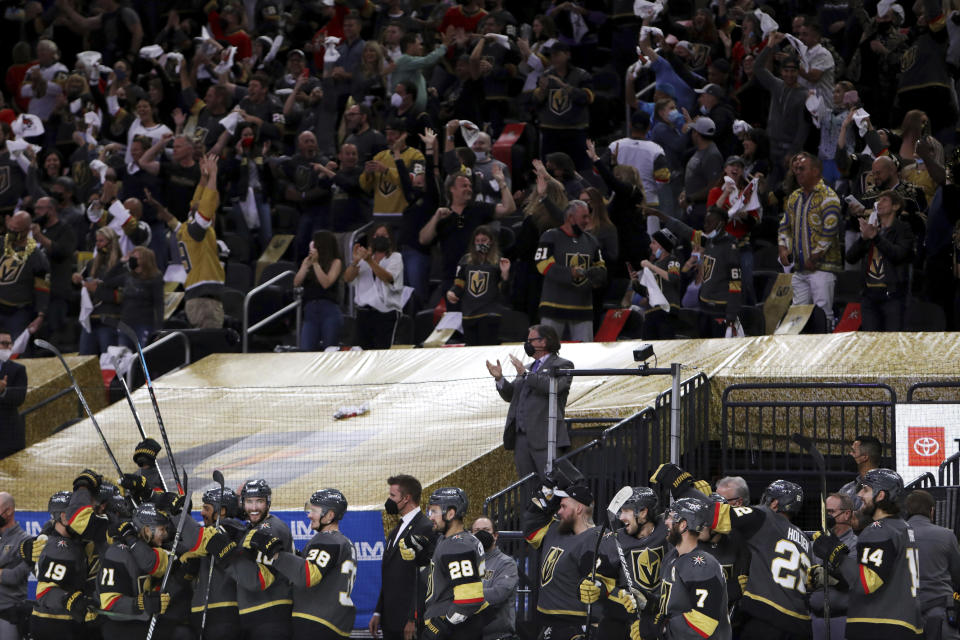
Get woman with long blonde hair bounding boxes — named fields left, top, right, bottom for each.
left=72, top=227, right=124, bottom=355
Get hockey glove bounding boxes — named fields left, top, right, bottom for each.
left=629, top=619, right=643, bottom=640
left=133, top=438, right=161, bottom=467
left=811, top=531, right=847, bottom=574
left=119, top=473, right=150, bottom=501
left=806, top=565, right=838, bottom=590
left=398, top=536, right=419, bottom=562
left=110, top=520, right=139, bottom=546
left=249, top=529, right=282, bottom=559
left=152, top=491, right=185, bottom=516
left=136, top=591, right=170, bottom=616
left=649, top=463, right=695, bottom=498
left=610, top=587, right=646, bottom=615
left=73, top=469, right=102, bottom=493
left=204, top=530, right=237, bottom=560
left=422, top=616, right=453, bottom=640
left=64, top=591, right=94, bottom=623
left=579, top=578, right=605, bottom=604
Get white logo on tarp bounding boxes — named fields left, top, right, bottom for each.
left=914, top=437, right=940, bottom=457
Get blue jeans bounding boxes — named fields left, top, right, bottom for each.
left=299, top=299, right=344, bottom=351
left=78, top=320, right=118, bottom=355
left=400, top=247, right=430, bottom=309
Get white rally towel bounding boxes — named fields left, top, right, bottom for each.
left=634, top=0, right=666, bottom=20
left=485, top=33, right=510, bottom=47
left=805, top=92, right=821, bottom=127
left=640, top=267, right=670, bottom=312
left=754, top=9, right=779, bottom=38
left=728, top=177, right=760, bottom=216
left=264, top=35, right=284, bottom=64
left=219, top=110, right=242, bottom=135
left=238, top=187, right=260, bottom=229
left=79, top=287, right=94, bottom=334
left=89, top=159, right=109, bottom=184
left=139, top=44, right=164, bottom=59
left=733, top=119, right=752, bottom=136
left=868, top=202, right=879, bottom=226
left=10, top=328, right=30, bottom=358
left=324, top=37, right=342, bottom=64
left=11, top=114, right=44, bottom=139
left=460, top=120, right=480, bottom=148
left=783, top=34, right=810, bottom=71
left=214, top=46, right=237, bottom=75
left=852, top=108, right=871, bottom=137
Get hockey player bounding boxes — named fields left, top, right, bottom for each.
left=813, top=468, right=922, bottom=640
left=523, top=477, right=602, bottom=639
left=579, top=486, right=663, bottom=640
left=422, top=487, right=486, bottom=640
left=659, top=497, right=731, bottom=640
left=191, top=486, right=243, bottom=640
left=29, top=491, right=94, bottom=640
left=707, top=479, right=812, bottom=640
left=697, top=493, right=750, bottom=614
left=234, top=479, right=294, bottom=639
left=250, top=489, right=357, bottom=639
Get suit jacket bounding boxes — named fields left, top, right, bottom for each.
left=0, top=359, right=27, bottom=455
left=497, top=353, right=573, bottom=450
left=376, top=509, right=436, bottom=631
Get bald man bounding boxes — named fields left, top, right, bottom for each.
left=0, top=492, right=30, bottom=640
left=0, top=211, right=51, bottom=337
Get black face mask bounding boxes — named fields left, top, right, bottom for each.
left=384, top=498, right=400, bottom=515
left=128, top=256, right=139, bottom=271
left=473, top=529, right=495, bottom=552
left=54, top=191, right=67, bottom=203
left=571, top=224, right=583, bottom=236
left=0, top=514, right=7, bottom=529
left=523, top=340, right=537, bottom=357
left=372, top=237, right=390, bottom=253
left=34, top=215, right=48, bottom=228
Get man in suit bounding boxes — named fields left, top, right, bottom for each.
left=369, top=474, right=436, bottom=640
left=487, top=324, right=574, bottom=480
left=0, top=331, right=27, bottom=459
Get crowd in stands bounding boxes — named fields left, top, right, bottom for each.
left=2, top=0, right=960, bottom=354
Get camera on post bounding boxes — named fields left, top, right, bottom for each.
left=633, top=344, right=654, bottom=362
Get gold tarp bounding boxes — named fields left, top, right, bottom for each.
left=3, top=333, right=958, bottom=512
left=19, top=355, right=106, bottom=447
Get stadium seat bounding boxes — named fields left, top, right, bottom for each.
left=258, top=260, right=297, bottom=286
left=498, top=309, right=530, bottom=343
left=833, top=270, right=861, bottom=307
left=225, top=262, right=253, bottom=292
left=222, top=232, right=252, bottom=265
left=905, top=299, right=946, bottom=331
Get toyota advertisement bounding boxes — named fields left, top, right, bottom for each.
left=896, top=404, right=960, bottom=484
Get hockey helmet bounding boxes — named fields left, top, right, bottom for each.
left=761, top=479, right=803, bottom=514
left=241, top=479, right=272, bottom=508
left=858, top=468, right=903, bottom=503
left=429, top=487, right=468, bottom=520
left=620, top=486, right=659, bottom=518
left=48, top=491, right=72, bottom=519
left=667, top=497, right=713, bottom=533
left=203, top=486, right=240, bottom=518
left=308, top=489, right=348, bottom=521
left=132, top=503, right=171, bottom=532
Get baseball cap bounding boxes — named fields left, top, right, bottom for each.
left=692, top=117, right=716, bottom=137
left=554, top=482, right=594, bottom=506
left=652, top=228, right=677, bottom=252
left=725, top=155, right=745, bottom=167
left=548, top=41, right=570, bottom=54
left=287, top=49, right=305, bottom=59
left=695, top=83, right=725, bottom=99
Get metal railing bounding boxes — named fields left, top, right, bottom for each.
left=906, top=381, right=960, bottom=403
left=940, top=451, right=960, bottom=486
left=124, top=331, right=191, bottom=388
left=242, top=270, right=302, bottom=353
left=655, top=372, right=711, bottom=482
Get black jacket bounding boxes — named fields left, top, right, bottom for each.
left=375, top=510, right=436, bottom=632
left=0, top=359, right=27, bottom=456
left=846, top=218, right=914, bottom=295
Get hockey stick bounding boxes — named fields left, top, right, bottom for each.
left=146, top=469, right=189, bottom=640
left=584, top=518, right=608, bottom=640
left=791, top=433, right=831, bottom=640
left=35, top=339, right=124, bottom=478
left=605, top=487, right=647, bottom=625
left=199, top=470, right=225, bottom=640
left=117, top=374, right=170, bottom=493
left=117, top=322, right=183, bottom=493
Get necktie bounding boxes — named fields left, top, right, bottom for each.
left=531, top=359, right=541, bottom=373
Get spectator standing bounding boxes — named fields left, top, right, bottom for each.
left=360, top=122, right=425, bottom=227
left=294, top=231, right=344, bottom=352
left=796, top=20, right=835, bottom=102
left=343, top=224, right=404, bottom=350
left=447, top=225, right=511, bottom=346
left=845, top=190, right=914, bottom=331
left=681, top=117, right=723, bottom=231
left=533, top=42, right=593, bottom=172
left=280, top=131, right=332, bottom=261
left=0, top=211, right=49, bottom=338
left=695, top=83, right=738, bottom=158
left=609, top=113, right=671, bottom=220
left=57, top=0, right=143, bottom=66
left=535, top=200, right=607, bottom=341
left=118, top=246, right=163, bottom=350
left=0, top=339, right=27, bottom=460
left=391, top=32, right=450, bottom=117
left=343, top=104, right=388, bottom=163
left=73, top=227, right=123, bottom=355
left=31, top=197, right=76, bottom=348
left=778, top=153, right=842, bottom=328
left=18, top=40, right=67, bottom=124
left=754, top=34, right=809, bottom=186
left=138, top=135, right=200, bottom=223
left=470, top=517, right=518, bottom=640
left=488, top=323, right=573, bottom=479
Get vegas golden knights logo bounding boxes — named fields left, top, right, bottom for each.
left=468, top=270, right=489, bottom=297
left=700, top=254, right=716, bottom=283
left=868, top=253, right=885, bottom=280
left=425, top=561, right=435, bottom=601
left=378, top=179, right=398, bottom=198
left=541, top=546, right=564, bottom=587
left=0, top=253, right=26, bottom=285
left=549, top=89, right=571, bottom=116
left=565, top=252, right=590, bottom=285
left=631, top=547, right=663, bottom=591
left=900, top=45, right=918, bottom=73
left=294, top=165, right=314, bottom=192
left=0, top=166, right=9, bottom=195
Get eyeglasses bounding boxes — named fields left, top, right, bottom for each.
left=0, top=340, right=12, bottom=347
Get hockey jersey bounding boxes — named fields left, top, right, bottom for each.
left=231, top=514, right=293, bottom=621
left=34, top=531, right=89, bottom=622
left=273, top=528, right=357, bottom=636
left=451, top=259, right=506, bottom=320
left=536, top=227, right=606, bottom=322
left=840, top=517, right=922, bottom=640
left=659, top=547, right=731, bottom=640
left=595, top=521, right=669, bottom=623
left=166, top=183, right=225, bottom=300
left=424, top=531, right=486, bottom=627
left=710, top=504, right=811, bottom=636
